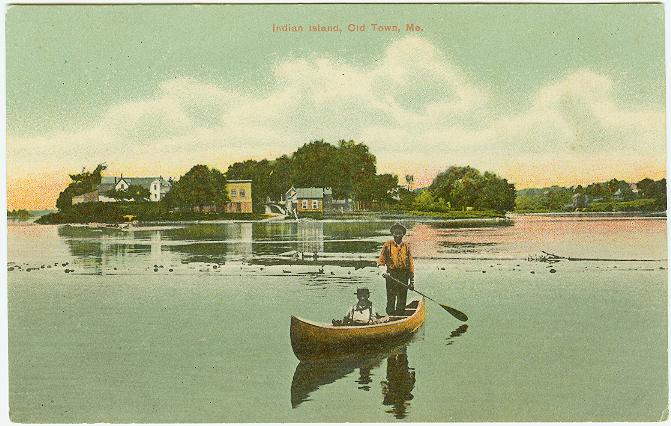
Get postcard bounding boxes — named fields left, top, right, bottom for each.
left=5, top=3, right=667, bottom=422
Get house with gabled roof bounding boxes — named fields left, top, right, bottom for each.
left=72, top=175, right=172, bottom=205
left=285, top=186, right=333, bottom=214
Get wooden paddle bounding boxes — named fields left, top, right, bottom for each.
left=383, top=273, right=468, bottom=322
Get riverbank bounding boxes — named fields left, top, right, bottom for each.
left=32, top=205, right=666, bottom=225
left=34, top=202, right=269, bottom=224
left=34, top=202, right=508, bottom=225
left=510, top=211, right=666, bottom=218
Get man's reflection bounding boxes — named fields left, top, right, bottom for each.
left=381, top=347, right=415, bottom=419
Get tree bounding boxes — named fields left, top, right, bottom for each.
left=653, top=178, right=666, bottom=210
left=430, top=166, right=481, bottom=210
left=374, top=174, right=400, bottom=206
left=476, top=172, right=516, bottom=213
left=106, top=184, right=151, bottom=202
left=268, top=155, right=292, bottom=201
left=636, top=178, right=656, bottom=198
left=544, top=186, right=572, bottom=211
left=585, top=182, right=610, bottom=199
left=334, top=140, right=377, bottom=198
left=56, top=163, right=107, bottom=211
left=398, top=187, right=417, bottom=208
left=166, top=165, right=229, bottom=211
left=290, top=140, right=341, bottom=191
left=352, top=173, right=399, bottom=208
left=413, top=190, right=436, bottom=211
left=429, top=165, right=516, bottom=212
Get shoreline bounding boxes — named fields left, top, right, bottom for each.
left=509, top=211, right=667, bottom=218
left=14, top=207, right=667, bottom=228
left=15, top=210, right=667, bottom=227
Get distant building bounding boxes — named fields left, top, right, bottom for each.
left=225, top=180, right=253, bottom=213
left=613, top=184, right=635, bottom=201
left=71, top=191, right=100, bottom=204
left=330, top=197, right=354, bottom=213
left=71, top=175, right=172, bottom=205
left=285, top=187, right=333, bottom=214
left=572, top=193, right=589, bottom=209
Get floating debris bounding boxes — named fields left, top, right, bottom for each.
left=549, top=269, right=557, bottom=273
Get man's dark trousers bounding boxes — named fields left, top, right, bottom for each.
left=386, top=270, right=409, bottom=315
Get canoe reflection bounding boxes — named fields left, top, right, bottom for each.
left=291, top=323, right=469, bottom=419
left=290, top=339, right=416, bottom=416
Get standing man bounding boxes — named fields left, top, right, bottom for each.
left=377, top=222, right=414, bottom=315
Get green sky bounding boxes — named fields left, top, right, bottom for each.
left=5, top=4, right=666, bottom=209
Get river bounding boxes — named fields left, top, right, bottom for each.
left=7, top=215, right=667, bottom=422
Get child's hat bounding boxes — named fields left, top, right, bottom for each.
left=355, top=288, right=371, bottom=297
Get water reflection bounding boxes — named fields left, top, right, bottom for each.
left=290, top=341, right=408, bottom=410
left=51, top=219, right=516, bottom=273
left=446, top=324, right=469, bottom=345
left=58, top=225, right=153, bottom=273
left=381, top=347, right=415, bottom=419
left=290, top=323, right=469, bottom=419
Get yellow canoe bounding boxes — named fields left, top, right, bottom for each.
left=290, top=298, right=426, bottom=361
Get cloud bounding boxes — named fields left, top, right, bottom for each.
left=7, top=36, right=665, bottom=209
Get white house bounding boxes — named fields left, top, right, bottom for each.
left=72, top=175, right=172, bottom=204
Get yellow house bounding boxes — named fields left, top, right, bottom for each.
left=225, top=180, right=253, bottom=213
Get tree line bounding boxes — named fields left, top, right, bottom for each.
left=225, top=139, right=399, bottom=212
left=51, top=140, right=518, bottom=214
left=515, top=178, right=667, bottom=212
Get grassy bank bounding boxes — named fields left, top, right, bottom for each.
left=36, top=202, right=508, bottom=224
left=320, top=209, right=506, bottom=220
left=514, top=198, right=664, bottom=214
left=36, top=202, right=268, bottom=224
left=400, top=210, right=505, bottom=219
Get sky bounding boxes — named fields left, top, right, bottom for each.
left=5, top=4, right=666, bottom=210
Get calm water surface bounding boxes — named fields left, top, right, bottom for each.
left=7, top=215, right=668, bottom=422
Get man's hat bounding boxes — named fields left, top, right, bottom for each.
left=355, top=288, right=371, bottom=297
left=390, top=222, right=407, bottom=235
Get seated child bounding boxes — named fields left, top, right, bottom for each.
left=332, top=288, right=389, bottom=326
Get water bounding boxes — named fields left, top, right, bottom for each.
left=7, top=215, right=668, bottom=422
